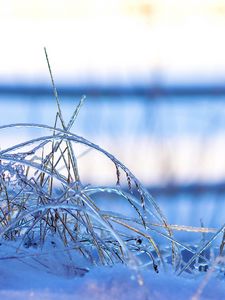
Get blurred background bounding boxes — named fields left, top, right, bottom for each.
left=0, top=0, right=225, bottom=227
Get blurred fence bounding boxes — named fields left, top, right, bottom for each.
left=1, top=85, right=225, bottom=193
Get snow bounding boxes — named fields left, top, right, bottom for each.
left=0, top=231, right=224, bottom=300
left=0, top=257, right=224, bottom=300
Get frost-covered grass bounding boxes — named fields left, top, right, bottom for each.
left=0, top=49, right=224, bottom=299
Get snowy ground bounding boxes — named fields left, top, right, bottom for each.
left=0, top=257, right=224, bottom=300
left=0, top=200, right=224, bottom=300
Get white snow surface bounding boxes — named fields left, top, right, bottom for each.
left=0, top=252, right=224, bottom=300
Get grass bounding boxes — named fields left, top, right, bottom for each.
left=0, top=49, right=224, bottom=285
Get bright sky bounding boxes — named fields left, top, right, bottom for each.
left=0, top=0, right=225, bottom=85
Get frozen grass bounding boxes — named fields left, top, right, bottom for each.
left=0, top=49, right=224, bottom=295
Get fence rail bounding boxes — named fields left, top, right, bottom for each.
left=1, top=84, right=225, bottom=98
